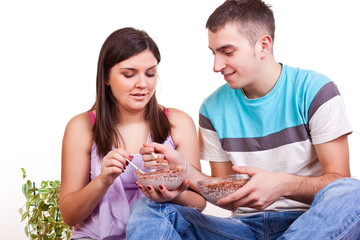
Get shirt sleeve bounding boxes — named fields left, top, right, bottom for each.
left=309, top=95, right=352, bottom=144
left=199, top=126, right=230, bottom=162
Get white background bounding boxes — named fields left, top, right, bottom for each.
left=1, top=0, right=359, bottom=238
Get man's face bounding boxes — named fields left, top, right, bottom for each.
left=208, top=22, right=261, bottom=90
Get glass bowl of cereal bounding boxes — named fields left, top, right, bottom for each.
left=135, top=164, right=187, bottom=191
left=197, top=174, right=249, bottom=204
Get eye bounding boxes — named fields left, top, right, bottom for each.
left=145, top=69, right=156, bottom=78
left=224, top=51, right=233, bottom=56
left=123, top=74, right=134, bottom=78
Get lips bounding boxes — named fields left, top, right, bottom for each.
left=131, top=93, right=146, bottom=97
left=130, top=93, right=147, bottom=100
left=223, top=71, right=235, bottom=81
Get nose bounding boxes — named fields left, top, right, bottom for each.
left=135, top=74, right=147, bottom=88
left=213, top=54, right=226, bottom=73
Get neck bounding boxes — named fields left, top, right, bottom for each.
left=242, top=58, right=282, bottom=99
left=118, top=109, right=146, bottom=125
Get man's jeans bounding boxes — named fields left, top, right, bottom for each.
left=126, top=178, right=360, bottom=239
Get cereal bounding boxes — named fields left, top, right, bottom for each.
left=155, top=157, right=168, bottom=165
left=136, top=165, right=186, bottom=191
left=197, top=175, right=249, bottom=204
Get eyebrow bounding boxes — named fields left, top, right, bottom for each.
left=120, top=65, right=157, bottom=71
left=209, top=44, right=236, bottom=53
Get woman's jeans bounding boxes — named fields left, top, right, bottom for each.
left=126, top=178, right=360, bottom=240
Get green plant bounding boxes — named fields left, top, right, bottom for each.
left=19, top=168, right=72, bottom=240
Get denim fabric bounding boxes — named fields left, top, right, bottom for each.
left=126, top=178, right=360, bottom=240
left=279, top=178, right=360, bottom=240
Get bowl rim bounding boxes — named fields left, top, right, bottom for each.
left=197, top=173, right=249, bottom=186
left=135, top=163, right=187, bottom=175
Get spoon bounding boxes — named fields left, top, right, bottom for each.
left=151, top=152, right=158, bottom=159
left=125, top=157, right=145, bottom=174
left=151, top=152, right=168, bottom=165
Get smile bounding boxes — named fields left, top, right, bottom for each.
left=223, top=71, right=235, bottom=81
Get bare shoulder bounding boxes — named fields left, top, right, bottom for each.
left=165, top=108, right=200, bottom=168
left=66, top=112, right=93, bottom=132
left=166, top=108, right=194, bottom=126
left=166, top=107, right=197, bottom=145
left=63, top=112, right=93, bottom=148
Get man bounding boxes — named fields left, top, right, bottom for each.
left=127, top=0, right=360, bottom=239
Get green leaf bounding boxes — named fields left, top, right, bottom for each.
left=66, top=231, right=71, bottom=240
left=41, top=193, right=50, bottom=201
left=41, top=181, right=49, bottom=187
left=21, top=212, right=29, bottom=222
left=28, top=194, right=38, bottom=206
left=26, top=188, right=37, bottom=199
left=38, top=187, right=51, bottom=194
left=49, top=181, right=55, bottom=188
left=20, top=170, right=73, bottom=240
left=19, top=208, right=23, bottom=216
left=39, top=204, right=50, bottom=211
left=30, top=233, right=38, bottom=239
left=22, top=183, right=28, bottom=196
left=24, top=180, right=33, bottom=198
left=21, top=168, right=27, bottom=180
left=49, top=231, right=57, bottom=240
left=24, top=225, right=29, bottom=237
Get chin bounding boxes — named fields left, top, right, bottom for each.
left=133, top=103, right=149, bottom=110
left=227, top=82, right=240, bottom=90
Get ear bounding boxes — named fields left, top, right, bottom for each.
left=259, top=35, right=272, bottom=59
left=104, top=76, right=110, bottom=86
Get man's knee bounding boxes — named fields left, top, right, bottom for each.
left=314, top=177, right=360, bottom=203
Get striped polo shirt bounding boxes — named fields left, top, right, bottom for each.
left=199, top=64, right=352, bottom=215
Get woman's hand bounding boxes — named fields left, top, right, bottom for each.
left=99, top=148, right=130, bottom=186
left=136, top=179, right=190, bottom=203
left=138, top=142, right=190, bottom=202
left=140, top=142, right=185, bottom=167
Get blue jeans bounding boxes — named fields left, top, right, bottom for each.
left=126, top=178, right=360, bottom=240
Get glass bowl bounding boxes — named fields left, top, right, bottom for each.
left=135, top=164, right=187, bottom=191
left=197, top=174, right=249, bottom=204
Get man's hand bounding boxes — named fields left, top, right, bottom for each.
left=216, top=166, right=285, bottom=210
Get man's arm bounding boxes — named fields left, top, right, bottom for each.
left=217, top=134, right=350, bottom=209
left=210, top=161, right=236, bottom=177
left=282, top=134, right=350, bottom=204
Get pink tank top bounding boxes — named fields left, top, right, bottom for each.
left=70, top=110, right=175, bottom=240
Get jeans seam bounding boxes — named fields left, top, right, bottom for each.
left=183, top=215, right=248, bottom=240
left=335, top=213, right=360, bottom=240
left=162, top=220, right=171, bottom=240
left=161, top=207, right=178, bottom=240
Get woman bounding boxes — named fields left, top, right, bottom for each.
left=59, top=27, right=205, bottom=240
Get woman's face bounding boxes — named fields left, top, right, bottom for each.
left=107, top=49, right=158, bottom=114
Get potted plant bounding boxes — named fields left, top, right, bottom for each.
left=19, top=168, right=72, bottom=240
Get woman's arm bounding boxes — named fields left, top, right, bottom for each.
left=59, top=112, right=129, bottom=226
left=59, top=112, right=104, bottom=226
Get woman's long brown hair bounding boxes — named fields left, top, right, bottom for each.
left=91, top=27, right=171, bottom=157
